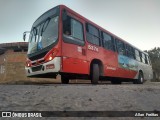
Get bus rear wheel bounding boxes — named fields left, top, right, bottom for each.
left=61, top=75, right=69, bottom=84
left=133, top=72, right=144, bottom=84
left=91, top=64, right=99, bottom=84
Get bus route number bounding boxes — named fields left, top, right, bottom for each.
left=88, top=45, right=99, bottom=52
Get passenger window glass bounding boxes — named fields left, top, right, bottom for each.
left=71, top=19, right=83, bottom=40
left=116, top=39, right=125, bottom=55
left=145, top=55, right=149, bottom=64
left=63, top=16, right=71, bottom=35
left=141, top=53, right=146, bottom=63
left=139, top=52, right=143, bottom=62
left=102, top=32, right=114, bottom=51
left=86, top=24, right=100, bottom=46
left=63, top=15, right=84, bottom=46
left=126, top=45, right=135, bottom=59
left=135, top=50, right=141, bottom=61
left=88, top=25, right=99, bottom=36
left=147, top=56, right=151, bottom=65
left=63, top=17, right=83, bottom=40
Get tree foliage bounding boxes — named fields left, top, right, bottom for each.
left=147, top=47, right=160, bottom=80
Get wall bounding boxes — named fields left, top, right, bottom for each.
left=0, top=50, right=27, bottom=83
left=0, top=53, right=5, bottom=81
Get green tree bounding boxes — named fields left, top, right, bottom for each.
left=147, top=47, right=160, bottom=81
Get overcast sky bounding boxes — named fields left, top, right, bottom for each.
left=0, top=0, right=160, bottom=50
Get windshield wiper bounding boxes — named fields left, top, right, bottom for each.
left=40, top=18, right=51, bottom=36
left=33, top=27, right=37, bottom=36
left=31, top=27, right=38, bottom=42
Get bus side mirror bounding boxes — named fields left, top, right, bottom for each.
left=23, top=31, right=30, bottom=41
left=62, top=9, right=67, bottom=21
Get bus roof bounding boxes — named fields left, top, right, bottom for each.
left=60, top=5, right=146, bottom=54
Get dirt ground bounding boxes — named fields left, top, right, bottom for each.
left=0, top=81, right=160, bottom=120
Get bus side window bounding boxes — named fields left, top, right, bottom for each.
left=71, top=19, right=84, bottom=40
left=135, top=49, right=141, bottom=61
left=86, top=23, right=100, bottom=46
left=126, top=44, right=135, bottom=59
left=148, top=56, right=151, bottom=65
left=116, top=39, right=125, bottom=55
left=63, top=16, right=71, bottom=35
left=139, top=52, right=142, bottom=62
left=141, top=53, right=146, bottom=63
left=132, top=48, right=136, bottom=59
left=145, top=55, right=149, bottom=64
left=63, top=15, right=84, bottom=46
left=63, top=16, right=84, bottom=41
left=102, top=32, right=114, bottom=51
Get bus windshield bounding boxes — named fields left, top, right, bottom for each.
left=28, top=16, right=59, bottom=54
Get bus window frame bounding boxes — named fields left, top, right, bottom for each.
left=125, top=44, right=135, bottom=59
left=86, top=23, right=101, bottom=46
left=101, top=31, right=115, bottom=52
left=115, top=38, right=126, bottom=55
left=139, top=51, right=143, bottom=62
left=141, top=53, right=146, bottom=63
left=62, top=14, right=85, bottom=46
left=145, top=54, right=149, bottom=64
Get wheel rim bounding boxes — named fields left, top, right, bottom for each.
left=140, top=75, right=143, bottom=83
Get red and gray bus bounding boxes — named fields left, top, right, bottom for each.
left=24, top=5, right=153, bottom=84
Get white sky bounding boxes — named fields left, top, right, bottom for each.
left=0, top=0, right=160, bottom=50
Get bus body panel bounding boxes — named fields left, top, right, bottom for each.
left=61, top=42, right=89, bottom=74
left=60, top=6, right=89, bottom=75
left=86, top=43, right=138, bottom=79
left=136, top=61, right=153, bottom=80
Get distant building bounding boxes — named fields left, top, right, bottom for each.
left=0, top=42, right=28, bottom=52
left=0, top=42, right=28, bottom=82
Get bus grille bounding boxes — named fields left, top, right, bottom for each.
left=32, top=65, right=42, bottom=72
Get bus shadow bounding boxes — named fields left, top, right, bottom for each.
left=0, top=80, right=134, bottom=85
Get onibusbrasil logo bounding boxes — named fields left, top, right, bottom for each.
left=1, top=112, right=42, bottom=118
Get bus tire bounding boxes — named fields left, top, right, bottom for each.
left=133, top=72, right=144, bottom=84
left=111, top=79, right=121, bottom=84
left=61, top=75, right=69, bottom=84
left=91, top=64, right=99, bottom=84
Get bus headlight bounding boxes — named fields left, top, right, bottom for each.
left=26, top=59, right=32, bottom=67
left=48, top=53, right=54, bottom=61
left=45, top=49, right=58, bottom=62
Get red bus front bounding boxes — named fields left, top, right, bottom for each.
left=25, top=5, right=89, bottom=81
left=25, top=6, right=62, bottom=78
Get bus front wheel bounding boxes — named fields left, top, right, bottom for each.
left=91, top=64, right=99, bottom=84
left=61, top=75, right=69, bottom=84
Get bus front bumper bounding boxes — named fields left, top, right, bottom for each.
left=25, top=57, right=61, bottom=78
